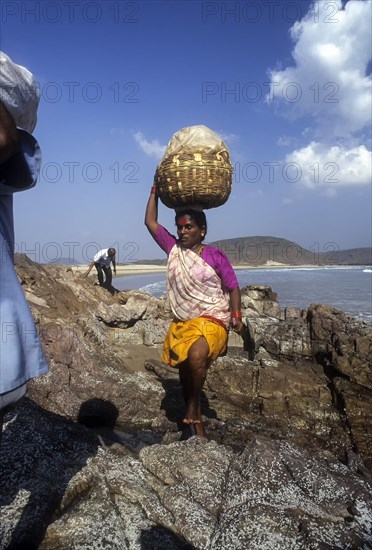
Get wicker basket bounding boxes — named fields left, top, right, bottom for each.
left=155, top=125, right=233, bottom=210
left=155, top=147, right=233, bottom=209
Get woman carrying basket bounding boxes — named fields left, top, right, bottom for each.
left=145, top=183, right=244, bottom=439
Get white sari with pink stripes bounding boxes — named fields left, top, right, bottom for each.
left=167, top=244, right=230, bottom=328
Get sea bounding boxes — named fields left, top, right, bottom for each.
left=115, top=266, right=372, bottom=324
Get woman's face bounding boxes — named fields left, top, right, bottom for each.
left=176, top=215, right=204, bottom=250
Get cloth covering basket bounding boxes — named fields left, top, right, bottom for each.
left=155, top=125, right=233, bottom=210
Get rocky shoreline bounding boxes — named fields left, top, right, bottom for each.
left=1, top=255, right=371, bottom=549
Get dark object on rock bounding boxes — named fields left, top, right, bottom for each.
left=241, top=320, right=256, bottom=361
left=77, top=398, right=119, bottom=428
left=180, top=424, right=196, bottom=441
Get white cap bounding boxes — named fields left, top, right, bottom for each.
left=0, top=51, right=40, bottom=133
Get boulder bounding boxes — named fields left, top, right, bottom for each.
left=1, top=400, right=371, bottom=550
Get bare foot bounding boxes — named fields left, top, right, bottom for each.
left=193, top=420, right=208, bottom=439
left=182, top=418, right=208, bottom=439
left=183, top=401, right=200, bottom=424
left=182, top=417, right=201, bottom=425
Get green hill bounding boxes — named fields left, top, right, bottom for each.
left=210, top=236, right=372, bottom=266
left=135, top=236, right=371, bottom=266
left=209, top=236, right=372, bottom=266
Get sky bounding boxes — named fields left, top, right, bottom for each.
left=1, top=0, right=371, bottom=264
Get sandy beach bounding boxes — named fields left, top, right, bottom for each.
left=73, top=260, right=315, bottom=278
left=73, top=264, right=168, bottom=277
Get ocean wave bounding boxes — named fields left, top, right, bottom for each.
left=235, top=267, right=315, bottom=275
left=140, top=281, right=167, bottom=297
left=363, top=269, right=372, bottom=273
left=357, top=313, right=372, bottom=322
left=237, top=266, right=367, bottom=275
left=322, top=266, right=367, bottom=271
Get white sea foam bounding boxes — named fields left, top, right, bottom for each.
left=140, top=281, right=166, bottom=297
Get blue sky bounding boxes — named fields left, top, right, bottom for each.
left=1, top=0, right=371, bottom=263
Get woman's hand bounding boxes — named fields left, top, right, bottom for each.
left=230, top=317, right=244, bottom=334
left=229, top=288, right=244, bottom=333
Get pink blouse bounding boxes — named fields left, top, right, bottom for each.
left=154, top=225, right=239, bottom=292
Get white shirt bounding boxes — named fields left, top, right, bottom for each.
left=94, top=249, right=114, bottom=267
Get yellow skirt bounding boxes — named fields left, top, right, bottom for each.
left=162, top=317, right=228, bottom=368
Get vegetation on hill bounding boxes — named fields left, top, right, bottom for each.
left=134, top=237, right=372, bottom=266
left=210, top=236, right=372, bottom=266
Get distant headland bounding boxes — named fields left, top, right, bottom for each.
left=128, top=236, right=372, bottom=270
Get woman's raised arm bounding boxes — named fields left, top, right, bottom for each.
left=144, top=184, right=159, bottom=239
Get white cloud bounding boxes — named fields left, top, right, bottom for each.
left=267, top=0, right=372, bottom=193
left=219, top=132, right=240, bottom=145
left=282, top=197, right=294, bottom=205
left=322, top=187, right=338, bottom=198
left=277, top=135, right=292, bottom=146
left=267, top=0, right=372, bottom=137
left=133, top=131, right=166, bottom=159
left=285, top=141, right=371, bottom=188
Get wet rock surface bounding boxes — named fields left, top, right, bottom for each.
left=1, top=257, right=371, bottom=549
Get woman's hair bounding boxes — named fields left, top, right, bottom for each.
left=175, top=209, right=207, bottom=236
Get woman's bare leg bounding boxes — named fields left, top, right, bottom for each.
left=179, top=362, right=191, bottom=405
left=182, top=336, right=210, bottom=438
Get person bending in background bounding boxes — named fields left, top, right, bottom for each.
left=85, top=247, right=117, bottom=289
left=145, top=183, right=244, bottom=439
left=0, top=100, right=49, bottom=438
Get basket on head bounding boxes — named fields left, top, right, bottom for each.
left=155, top=125, right=233, bottom=210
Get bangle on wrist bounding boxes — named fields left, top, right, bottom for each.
left=150, top=184, right=157, bottom=195
left=231, top=311, right=242, bottom=319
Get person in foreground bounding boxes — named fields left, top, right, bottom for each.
left=85, top=247, right=117, bottom=289
left=0, top=100, right=49, bottom=438
left=145, top=183, right=244, bottom=439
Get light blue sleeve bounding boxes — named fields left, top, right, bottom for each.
left=0, top=130, right=48, bottom=393
left=0, top=129, right=41, bottom=194
left=0, top=226, right=49, bottom=392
